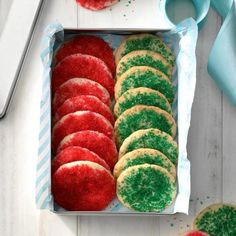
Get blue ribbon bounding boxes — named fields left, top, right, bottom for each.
left=165, top=0, right=236, bottom=105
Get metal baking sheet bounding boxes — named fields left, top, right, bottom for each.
left=51, top=28, right=180, bottom=215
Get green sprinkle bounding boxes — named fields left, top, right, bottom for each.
left=118, top=55, right=171, bottom=77
left=125, top=130, right=178, bottom=165
left=123, top=153, right=175, bottom=175
left=121, top=35, right=175, bottom=66
left=195, top=205, right=236, bottom=236
left=118, top=166, right=176, bottom=212
left=116, top=108, right=173, bottom=145
left=116, top=89, right=171, bottom=117
left=119, top=69, right=174, bottom=104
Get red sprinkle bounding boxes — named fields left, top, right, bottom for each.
left=52, top=161, right=115, bottom=211
left=53, top=95, right=114, bottom=125
left=57, top=130, right=117, bottom=170
left=76, top=0, right=118, bottom=10
left=52, top=146, right=110, bottom=173
left=52, top=78, right=111, bottom=114
left=52, top=54, right=114, bottom=97
left=55, top=35, right=115, bottom=76
left=52, top=111, right=114, bottom=151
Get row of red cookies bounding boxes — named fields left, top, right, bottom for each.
left=50, top=35, right=118, bottom=211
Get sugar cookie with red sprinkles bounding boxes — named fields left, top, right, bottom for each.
left=52, top=111, right=114, bottom=151
left=55, top=35, right=115, bottom=75
left=180, top=231, right=209, bottom=236
left=53, top=95, right=114, bottom=125
left=76, top=0, right=118, bottom=11
left=52, top=146, right=110, bottom=173
left=52, top=78, right=111, bottom=114
left=52, top=54, right=114, bottom=97
left=57, top=130, right=117, bottom=170
left=52, top=161, right=116, bottom=211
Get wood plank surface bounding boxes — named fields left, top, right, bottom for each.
left=222, top=98, right=236, bottom=203
left=0, top=0, right=77, bottom=235
left=159, top=9, right=223, bottom=235
left=0, top=0, right=235, bottom=236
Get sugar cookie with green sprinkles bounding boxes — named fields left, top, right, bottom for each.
left=116, top=50, right=173, bottom=78
left=114, top=66, right=174, bottom=104
left=119, top=128, right=178, bottom=165
left=193, top=203, right=236, bottom=236
left=115, top=34, right=175, bottom=66
left=115, top=105, right=176, bottom=146
left=114, top=87, right=172, bottom=118
left=116, top=164, right=177, bottom=212
left=113, top=148, right=176, bottom=179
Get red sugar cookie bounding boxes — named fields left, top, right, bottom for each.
left=55, top=35, right=115, bottom=75
left=52, top=78, right=111, bottom=114
left=52, top=146, right=110, bottom=173
left=53, top=95, right=114, bottom=125
left=52, top=161, right=115, bottom=211
left=76, top=0, right=118, bottom=11
left=52, top=111, right=114, bottom=151
left=52, top=54, right=114, bottom=97
left=57, top=130, right=117, bottom=169
left=181, top=231, right=209, bottom=236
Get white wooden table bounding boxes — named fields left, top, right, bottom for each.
left=0, top=0, right=236, bottom=235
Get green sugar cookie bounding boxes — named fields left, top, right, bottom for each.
left=193, top=204, right=236, bottom=236
left=114, top=87, right=172, bottom=118
left=113, top=148, right=176, bottom=179
left=115, top=33, right=175, bottom=66
left=119, top=128, right=178, bottom=165
left=116, top=51, right=173, bottom=79
left=114, top=105, right=176, bottom=146
left=116, top=164, right=177, bottom=212
left=114, top=66, right=174, bottom=104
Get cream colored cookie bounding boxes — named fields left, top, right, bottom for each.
left=193, top=203, right=236, bottom=235
left=114, top=87, right=172, bottom=117
left=113, top=148, right=176, bottom=178
left=115, top=34, right=175, bottom=66
left=119, top=128, right=178, bottom=165
left=116, top=50, right=173, bottom=79
left=114, top=66, right=174, bottom=103
left=116, top=164, right=177, bottom=212
left=114, top=105, right=176, bottom=146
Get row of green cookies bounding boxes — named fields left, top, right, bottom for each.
left=112, top=34, right=178, bottom=212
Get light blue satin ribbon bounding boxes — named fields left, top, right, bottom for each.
left=165, top=0, right=236, bottom=105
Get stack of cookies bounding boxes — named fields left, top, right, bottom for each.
left=51, top=35, right=117, bottom=211
left=114, top=34, right=178, bottom=212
